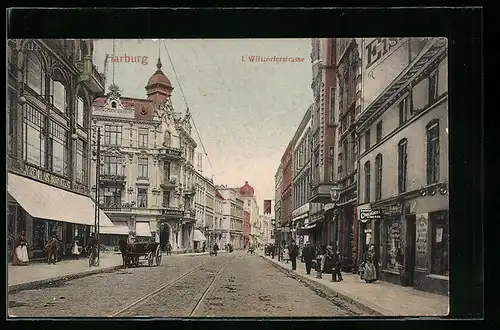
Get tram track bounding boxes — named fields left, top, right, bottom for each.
left=110, top=256, right=233, bottom=317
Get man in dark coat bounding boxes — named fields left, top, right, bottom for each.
left=45, top=234, right=59, bottom=265
left=301, top=241, right=315, bottom=274
left=289, top=241, right=299, bottom=270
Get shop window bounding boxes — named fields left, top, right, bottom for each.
left=24, top=105, right=47, bottom=168
left=32, top=219, right=47, bottom=251
left=49, top=120, right=69, bottom=176
left=431, top=211, right=449, bottom=276
left=76, top=139, right=87, bottom=183
left=385, top=219, right=403, bottom=272
left=50, top=75, right=67, bottom=113
left=26, top=51, right=45, bottom=96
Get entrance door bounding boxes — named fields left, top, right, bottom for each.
left=160, top=224, right=170, bottom=250
left=405, top=215, right=417, bottom=286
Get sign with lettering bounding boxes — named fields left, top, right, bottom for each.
left=415, top=213, right=428, bottom=270
left=359, top=209, right=381, bottom=222
left=361, top=38, right=409, bottom=112
left=24, top=164, right=72, bottom=190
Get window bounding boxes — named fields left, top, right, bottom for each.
left=375, top=154, right=383, bottom=201
left=426, top=120, right=440, bottom=184
left=342, top=75, right=348, bottom=112
left=163, top=191, right=171, bottom=207
left=104, top=125, right=122, bottom=146
left=76, top=97, right=85, bottom=128
left=76, top=139, right=87, bottom=183
left=100, top=187, right=122, bottom=207
left=364, top=130, right=371, bottom=152
left=399, top=94, right=410, bottom=126
left=329, top=87, right=336, bottom=124
left=164, top=162, right=171, bottom=181
left=364, top=161, right=371, bottom=203
left=50, top=77, right=67, bottom=113
left=428, top=70, right=438, bottom=105
left=48, top=121, right=69, bottom=176
left=8, top=88, right=16, bottom=155
left=398, top=139, right=408, bottom=193
left=431, top=211, right=449, bottom=276
left=103, top=156, right=123, bottom=176
left=138, top=158, right=149, bottom=178
left=385, top=219, right=403, bottom=271
left=23, top=105, right=46, bottom=168
left=376, top=121, right=383, bottom=143
left=138, top=188, right=148, bottom=208
left=138, top=128, right=148, bottom=147
left=111, top=101, right=117, bottom=108
left=342, top=139, right=348, bottom=176
left=329, top=147, right=335, bottom=182
left=26, top=52, right=45, bottom=95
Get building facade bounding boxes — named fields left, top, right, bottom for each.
left=355, top=38, right=448, bottom=294
left=213, top=190, right=225, bottom=247
left=239, top=181, right=260, bottom=246
left=259, top=214, right=273, bottom=244
left=281, top=143, right=294, bottom=246
left=218, top=187, right=245, bottom=249
left=307, top=38, right=339, bottom=248
left=91, top=58, right=199, bottom=252
left=274, top=164, right=283, bottom=243
left=291, top=106, right=312, bottom=251
left=7, top=39, right=113, bottom=261
left=193, top=170, right=216, bottom=250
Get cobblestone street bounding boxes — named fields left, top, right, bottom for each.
left=8, top=252, right=363, bottom=317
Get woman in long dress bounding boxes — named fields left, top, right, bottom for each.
left=283, top=247, right=290, bottom=263
left=72, top=239, right=81, bottom=259
left=361, top=244, right=377, bottom=283
left=13, top=231, right=29, bottom=266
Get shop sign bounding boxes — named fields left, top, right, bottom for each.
left=415, top=213, right=429, bottom=270
left=381, top=203, right=403, bottom=216
left=24, top=164, right=71, bottom=190
left=359, top=209, right=382, bottom=222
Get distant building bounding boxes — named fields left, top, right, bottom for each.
left=259, top=214, right=273, bottom=244
left=238, top=181, right=260, bottom=246
left=218, top=187, right=244, bottom=249
left=193, top=170, right=216, bottom=250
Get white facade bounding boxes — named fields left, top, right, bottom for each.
left=259, top=214, right=273, bottom=244
left=193, top=169, right=217, bottom=249
left=218, top=187, right=244, bottom=249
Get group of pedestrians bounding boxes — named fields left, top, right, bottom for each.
left=268, top=240, right=378, bottom=284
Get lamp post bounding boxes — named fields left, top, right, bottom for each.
left=329, top=184, right=341, bottom=282
left=92, top=126, right=102, bottom=267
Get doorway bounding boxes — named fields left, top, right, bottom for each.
left=404, top=215, right=417, bottom=286
left=160, top=224, right=170, bottom=250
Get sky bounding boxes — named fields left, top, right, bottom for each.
left=93, top=39, right=313, bottom=205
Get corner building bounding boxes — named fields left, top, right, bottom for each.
left=7, top=39, right=114, bottom=261
left=355, top=38, right=448, bottom=294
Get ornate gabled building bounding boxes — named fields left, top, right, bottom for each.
left=239, top=181, right=260, bottom=246
left=7, top=39, right=113, bottom=261
left=91, top=58, right=198, bottom=252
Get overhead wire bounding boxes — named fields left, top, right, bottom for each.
left=162, top=39, right=216, bottom=181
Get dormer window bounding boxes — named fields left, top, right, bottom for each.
left=111, top=101, right=117, bottom=108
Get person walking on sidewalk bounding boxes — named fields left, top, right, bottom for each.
left=302, top=241, right=315, bottom=275
left=316, top=245, right=327, bottom=279
left=212, top=242, right=219, bottom=256
left=270, top=243, right=275, bottom=259
left=45, top=234, right=59, bottom=265
left=289, top=241, right=299, bottom=271
left=72, top=238, right=81, bottom=260
left=166, top=242, right=172, bottom=256
left=13, top=231, right=29, bottom=266
left=335, top=247, right=343, bottom=281
left=361, top=244, right=378, bottom=283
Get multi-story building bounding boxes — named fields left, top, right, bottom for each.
left=356, top=38, right=448, bottom=294
left=243, top=210, right=251, bottom=248
left=281, top=143, right=294, bottom=246
left=7, top=39, right=114, bottom=261
left=213, top=190, right=225, bottom=246
left=308, top=38, right=339, bottom=248
left=91, top=57, right=198, bottom=252
left=291, top=106, right=312, bottom=251
left=238, top=181, right=260, bottom=246
left=274, top=164, right=283, bottom=242
left=218, top=187, right=244, bottom=249
left=259, top=214, right=273, bottom=244
left=193, top=170, right=216, bottom=250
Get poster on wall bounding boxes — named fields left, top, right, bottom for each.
left=415, top=213, right=429, bottom=270
left=436, top=227, right=443, bottom=243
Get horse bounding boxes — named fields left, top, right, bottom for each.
left=118, top=239, right=130, bottom=267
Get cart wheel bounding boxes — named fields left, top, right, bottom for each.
left=147, top=252, right=154, bottom=267
left=155, top=245, right=162, bottom=266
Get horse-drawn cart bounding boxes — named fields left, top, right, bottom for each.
left=120, top=241, right=162, bottom=268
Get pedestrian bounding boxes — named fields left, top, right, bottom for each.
left=166, top=242, right=172, bottom=255
left=361, top=244, right=377, bottom=283
left=13, top=231, right=29, bottom=266
left=212, top=242, right=219, bottom=256
left=271, top=244, right=275, bottom=259
left=301, top=241, right=315, bottom=275
left=289, top=241, right=299, bottom=271
left=283, top=246, right=289, bottom=263
left=45, top=234, right=59, bottom=265
left=324, top=242, right=335, bottom=275
left=335, top=247, right=343, bottom=282
left=72, top=238, right=81, bottom=260
left=316, top=245, right=327, bottom=279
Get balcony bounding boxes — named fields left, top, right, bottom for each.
left=183, top=185, right=196, bottom=196
left=160, top=177, right=177, bottom=190
left=75, top=56, right=105, bottom=94
left=309, top=182, right=339, bottom=204
left=100, top=202, right=133, bottom=212
left=161, top=206, right=184, bottom=219
left=100, top=174, right=126, bottom=186
left=158, top=147, right=183, bottom=160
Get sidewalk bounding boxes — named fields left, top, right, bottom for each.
left=261, top=254, right=449, bottom=316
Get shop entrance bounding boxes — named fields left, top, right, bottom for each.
left=405, top=215, right=417, bottom=286
left=160, top=224, right=170, bottom=251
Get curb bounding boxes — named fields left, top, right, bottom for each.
left=8, top=264, right=124, bottom=294
left=260, top=255, right=386, bottom=316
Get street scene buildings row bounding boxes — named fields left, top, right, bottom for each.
left=7, top=39, right=272, bottom=261
left=274, top=37, right=449, bottom=295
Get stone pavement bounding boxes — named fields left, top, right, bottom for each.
left=261, top=254, right=449, bottom=316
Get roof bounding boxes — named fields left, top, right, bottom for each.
left=146, top=58, right=173, bottom=89
left=215, top=190, right=225, bottom=200
left=93, top=96, right=155, bottom=121
left=239, top=181, right=254, bottom=197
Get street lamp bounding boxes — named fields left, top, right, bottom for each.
left=329, top=184, right=341, bottom=282
left=91, top=126, right=102, bottom=267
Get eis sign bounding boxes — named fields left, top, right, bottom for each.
left=364, top=38, right=407, bottom=70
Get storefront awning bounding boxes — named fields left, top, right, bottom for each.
left=100, top=225, right=129, bottom=235
left=136, top=222, right=152, bottom=237
left=193, top=229, right=207, bottom=242
left=8, top=173, right=114, bottom=227
left=297, top=221, right=318, bottom=235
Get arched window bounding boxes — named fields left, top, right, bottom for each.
left=375, top=154, right=383, bottom=201
left=26, top=51, right=45, bottom=95
left=50, top=69, right=67, bottom=113
left=76, top=94, right=86, bottom=128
